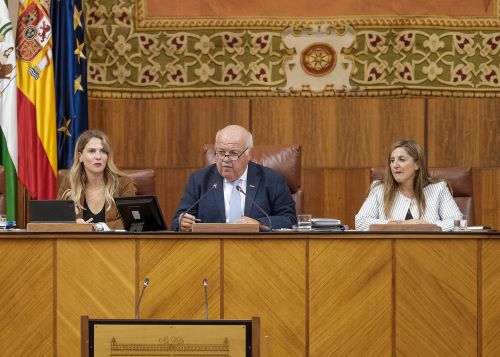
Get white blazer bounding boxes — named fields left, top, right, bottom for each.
left=355, top=180, right=461, bottom=231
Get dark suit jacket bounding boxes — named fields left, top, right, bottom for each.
left=171, top=162, right=297, bottom=231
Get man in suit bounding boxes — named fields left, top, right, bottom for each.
left=171, top=125, right=297, bottom=231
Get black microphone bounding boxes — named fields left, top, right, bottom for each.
left=135, top=277, right=150, bottom=319
left=236, top=186, right=272, bottom=231
left=178, top=183, right=219, bottom=230
left=203, top=278, right=209, bottom=320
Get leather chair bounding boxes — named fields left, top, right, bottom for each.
left=371, top=167, right=474, bottom=225
left=57, top=169, right=156, bottom=195
left=203, top=144, right=303, bottom=213
left=0, top=165, right=5, bottom=215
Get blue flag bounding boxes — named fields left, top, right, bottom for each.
left=51, top=0, right=88, bottom=169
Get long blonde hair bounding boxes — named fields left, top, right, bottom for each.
left=378, top=140, right=441, bottom=219
left=60, top=129, right=128, bottom=213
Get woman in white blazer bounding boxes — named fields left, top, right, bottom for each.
left=355, top=140, right=461, bottom=231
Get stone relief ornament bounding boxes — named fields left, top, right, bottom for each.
left=281, top=25, right=356, bottom=92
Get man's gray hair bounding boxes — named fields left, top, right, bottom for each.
left=246, top=131, right=253, bottom=149
left=215, top=126, right=253, bottom=150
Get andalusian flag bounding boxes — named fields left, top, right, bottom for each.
left=51, top=0, right=88, bottom=169
left=16, top=0, right=57, bottom=199
left=0, top=0, right=17, bottom=220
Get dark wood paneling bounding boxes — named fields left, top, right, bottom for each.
left=251, top=98, right=425, bottom=168
left=89, top=98, right=250, bottom=168
left=474, top=168, right=500, bottom=228
left=86, top=97, right=498, bottom=228
left=428, top=98, right=500, bottom=167
left=303, top=168, right=370, bottom=228
left=154, top=168, right=195, bottom=229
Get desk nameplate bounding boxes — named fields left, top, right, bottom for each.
left=369, top=223, right=442, bottom=232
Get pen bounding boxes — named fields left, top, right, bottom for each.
left=85, top=218, right=94, bottom=223
left=194, top=218, right=202, bottom=222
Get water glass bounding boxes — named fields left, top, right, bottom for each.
left=0, top=214, right=6, bottom=229
left=297, top=214, right=312, bottom=230
left=454, top=214, right=467, bottom=231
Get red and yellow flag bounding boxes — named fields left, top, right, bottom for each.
left=16, top=0, right=57, bottom=199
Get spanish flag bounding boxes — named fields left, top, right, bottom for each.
left=16, top=0, right=57, bottom=199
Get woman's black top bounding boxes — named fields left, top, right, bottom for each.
left=82, top=198, right=106, bottom=223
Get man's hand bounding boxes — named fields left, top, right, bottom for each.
left=179, top=213, right=197, bottom=232
left=234, top=216, right=260, bottom=225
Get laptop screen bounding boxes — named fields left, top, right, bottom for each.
left=29, top=200, right=76, bottom=223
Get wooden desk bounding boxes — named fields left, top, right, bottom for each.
left=0, top=231, right=498, bottom=356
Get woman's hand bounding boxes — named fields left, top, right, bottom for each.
left=76, top=218, right=94, bottom=224
left=388, top=219, right=425, bottom=224
left=406, top=219, right=425, bottom=224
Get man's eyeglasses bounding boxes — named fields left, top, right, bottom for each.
left=214, top=147, right=248, bottom=161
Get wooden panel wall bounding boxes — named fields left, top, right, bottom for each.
left=56, top=239, right=135, bottom=356
left=1, top=233, right=500, bottom=357
left=483, top=240, right=500, bottom=357
left=88, top=97, right=499, bottom=229
left=0, top=239, right=53, bottom=356
left=396, top=240, right=477, bottom=356
left=139, top=238, right=221, bottom=319
left=309, top=239, right=392, bottom=356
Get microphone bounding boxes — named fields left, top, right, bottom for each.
left=135, top=277, right=150, bottom=319
left=178, top=183, right=219, bottom=230
left=236, top=186, right=272, bottom=231
left=203, top=278, right=209, bottom=320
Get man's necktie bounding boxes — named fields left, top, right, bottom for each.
left=228, top=180, right=242, bottom=223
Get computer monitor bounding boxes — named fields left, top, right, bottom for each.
left=115, top=196, right=167, bottom=232
left=29, top=200, right=76, bottom=222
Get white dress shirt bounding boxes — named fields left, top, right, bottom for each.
left=355, top=180, right=461, bottom=231
left=223, top=167, right=248, bottom=223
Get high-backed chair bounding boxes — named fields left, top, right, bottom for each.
left=203, top=144, right=303, bottom=213
left=0, top=165, right=5, bottom=215
left=57, top=169, right=156, bottom=195
left=371, top=167, right=474, bottom=225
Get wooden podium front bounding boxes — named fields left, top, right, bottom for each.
left=1, top=231, right=499, bottom=357
left=81, top=316, right=260, bottom=357
left=192, top=223, right=259, bottom=232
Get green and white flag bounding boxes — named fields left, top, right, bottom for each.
left=0, top=0, right=17, bottom=221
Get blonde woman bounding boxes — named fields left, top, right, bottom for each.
left=58, top=129, right=136, bottom=229
left=355, top=140, right=461, bottom=231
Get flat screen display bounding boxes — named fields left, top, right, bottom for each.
left=115, top=195, right=167, bottom=232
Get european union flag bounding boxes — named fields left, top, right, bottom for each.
left=51, top=0, right=88, bottom=169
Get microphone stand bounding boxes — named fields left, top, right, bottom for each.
left=203, top=278, right=209, bottom=320
left=178, top=183, right=219, bottom=230
left=236, top=186, right=272, bottom=231
left=135, top=278, right=150, bottom=319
